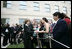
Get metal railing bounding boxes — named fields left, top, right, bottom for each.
left=48, top=36, right=70, bottom=48
left=37, top=34, right=70, bottom=48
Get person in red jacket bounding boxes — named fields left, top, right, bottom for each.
left=60, top=13, right=71, bottom=48
left=60, top=13, right=71, bottom=25
left=64, top=16, right=71, bottom=25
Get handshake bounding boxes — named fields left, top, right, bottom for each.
left=34, top=30, right=39, bottom=32
left=34, top=30, right=39, bottom=34
left=33, top=27, right=39, bottom=33
left=34, top=30, right=44, bottom=34
left=33, top=28, right=44, bottom=33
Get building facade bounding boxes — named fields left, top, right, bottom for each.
left=1, top=1, right=71, bottom=26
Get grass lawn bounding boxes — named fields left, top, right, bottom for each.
left=7, top=43, right=24, bottom=48
left=7, top=43, right=47, bottom=48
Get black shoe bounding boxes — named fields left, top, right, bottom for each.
left=3, top=44, right=7, bottom=46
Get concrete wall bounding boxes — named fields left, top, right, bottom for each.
left=1, top=1, right=71, bottom=26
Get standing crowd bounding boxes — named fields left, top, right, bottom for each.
left=1, top=12, right=71, bottom=48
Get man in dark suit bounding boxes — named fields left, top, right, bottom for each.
left=10, top=25, right=14, bottom=44
left=23, top=19, right=34, bottom=48
left=10, top=24, right=19, bottom=44
left=10, top=24, right=17, bottom=44
left=52, top=12, right=71, bottom=48
left=3, top=23, right=11, bottom=46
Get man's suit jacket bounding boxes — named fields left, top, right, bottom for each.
left=52, top=19, right=70, bottom=48
left=23, top=24, right=34, bottom=39
left=3, top=26, right=11, bottom=36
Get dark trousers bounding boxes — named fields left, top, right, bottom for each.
left=24, top=38, right=33, bottom=48
left=40, top=39, right=50, bottom=48
left=32, top=37, right=38, bottom=46
left=3, top=32, right=11, bottom=46
left=3, top=34, right=8, bottom=46
left=10, top=33, right=16, bottom=44
left=8, top=33, right=11, bottom=43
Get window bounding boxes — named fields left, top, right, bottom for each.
left=68, top=1, right=71, bottom=4
left=20, top=1, right=27, bottom=10
left=3, top=1, right=11, bottom=8
left=1, top=18, right=10, bottom=24
left=7, top=1, right=11, bottom=8
left=65, top=1, right=71, bottom=4
left=35, top=19, right=40, bottom=23
left=63, top=6, right=67, bottom=14
left=45, top=4, right=50, bottom=12
left=19, top=19, right=24, bottom=24
left=3, top=1, right=7, bottom=7
left=55, top=5, right=59, bottom=12
left=6, top=18, right=10, bottom=24
left=33, top=2, right=40, bottom=11
left=19, top=18, right=27, bottom=27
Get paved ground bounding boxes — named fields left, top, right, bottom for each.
left=1, top=36, right=10, bottom=48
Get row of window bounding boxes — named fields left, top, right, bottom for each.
left=3, top=1, right=69, bottom=14
left=2, top=18, right=52, bottom=27
left=1, top=18, right=40, bottom=27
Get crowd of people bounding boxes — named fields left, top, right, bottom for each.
left=1, top=12, right=71, bottom=48
left=1, top=23, right=23, bottom=46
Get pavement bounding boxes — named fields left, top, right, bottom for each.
left=1, top=36, right=10, bottom=48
